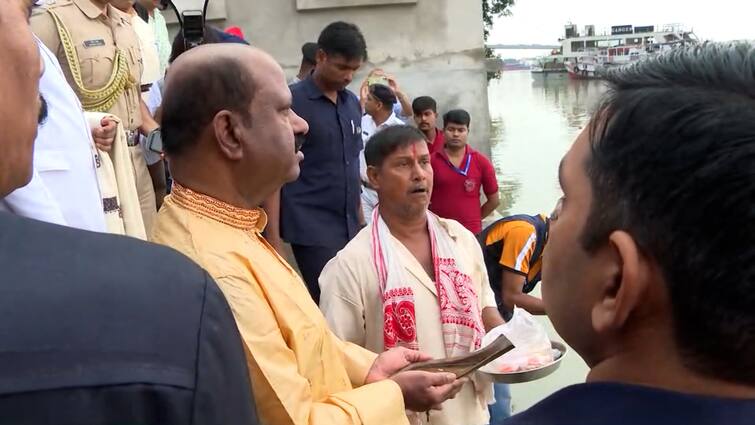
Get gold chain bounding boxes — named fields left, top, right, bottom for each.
left=48, top=9, right=136, bottom=112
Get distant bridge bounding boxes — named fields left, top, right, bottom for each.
left=486, top=44, right=560, bottom=50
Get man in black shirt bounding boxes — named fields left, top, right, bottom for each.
left=506, top=42, right=755, bottom=424
left=273, top=21, right=368, bottom=303
left=0, top=2, right=259, bottom=422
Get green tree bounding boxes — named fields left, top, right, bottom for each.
left=483, top=0, right=515, bottom=79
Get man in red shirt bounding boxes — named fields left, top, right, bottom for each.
left=412, top=96, right=445, bottom=153
left=429, top=109, right=500, bottom=234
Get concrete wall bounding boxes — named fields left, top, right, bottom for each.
left=169, top=0, right=492, bottom=153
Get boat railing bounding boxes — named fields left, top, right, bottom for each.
left=564, top=23, right=693, bottom=40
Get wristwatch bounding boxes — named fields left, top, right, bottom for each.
left=146, top=128, right=163, bottom=154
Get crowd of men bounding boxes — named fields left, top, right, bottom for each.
left=0, top=0, right=753, bottom=424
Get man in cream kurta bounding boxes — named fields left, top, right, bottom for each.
left=320, top=125, right=502, bottom=425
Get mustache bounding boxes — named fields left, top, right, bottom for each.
left=294, top=133, right=306, bottom=152
left=38, top=95, right=48, bottom=125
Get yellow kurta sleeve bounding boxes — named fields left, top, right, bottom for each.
left=216, top=274, right=408, bottom=425
left=327, top=380, right=407, bottom=422
left=334, top=336, right=378, bottom=386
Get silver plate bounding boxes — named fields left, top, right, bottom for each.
left=479, top=341, right=567, bottom=384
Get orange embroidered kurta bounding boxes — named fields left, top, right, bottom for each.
left=151, top=183, right=409, bottom=425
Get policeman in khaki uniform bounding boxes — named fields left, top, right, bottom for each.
left=32, top=0, right=158, bottom=234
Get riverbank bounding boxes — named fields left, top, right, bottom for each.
left=488, top=69, right=607, bottom=411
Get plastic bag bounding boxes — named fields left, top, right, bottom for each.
left=482, top=308, right=554, bottom=373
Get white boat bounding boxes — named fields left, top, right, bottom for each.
left=557, top=23, right=698, bottom=79
left=564, top=46, right=645, bottom=79
left=564, top=55, right=601, bottom=80
left=531, top=56, right=568, bottom=77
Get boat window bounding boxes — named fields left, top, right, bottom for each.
left=571, top=41, right=585, bottom=52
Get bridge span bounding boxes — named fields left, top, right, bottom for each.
left=486, top=44, right=560, bottom=50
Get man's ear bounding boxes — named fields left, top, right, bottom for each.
left=367, top=165, right=380, bottom=190
left=592, top=230, right=649, bottom=334
left=213, top=110, right=244, bottom=161
left=315, top=49, right=327, bottom=66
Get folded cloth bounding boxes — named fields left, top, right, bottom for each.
left=85, top=112, right=147, bottom=240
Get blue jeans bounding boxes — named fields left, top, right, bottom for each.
left=488, top=383, right=512, bottom=424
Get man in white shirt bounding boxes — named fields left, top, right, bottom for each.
left=137, top=0, right=171, bottom=76
left=360, top=84, right=405, bottom=222
left=1, top=38, right=110, bottom=232
left=320, top=125, right=505, bottom=425
left=113, top=0, right=160, bottom=92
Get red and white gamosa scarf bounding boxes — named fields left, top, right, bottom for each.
left=370, top=208, right=485, bottom=357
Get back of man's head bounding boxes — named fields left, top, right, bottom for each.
left=412, top=96, right=437, bottom=115
left=369, top=84, right=397, bottom=111
left=301, top=42, right=318, bottom=66
left=582, top=42, right=755, bottom=384
left=317, top=21, right=368, bottom=61
left=161, top=44, right=256, bottom=158
left=169, top=25, right=249, bottom=64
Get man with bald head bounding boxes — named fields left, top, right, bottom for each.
left=0, top=2, right=260, bottom=423
left=152, top=43, right=467, bottom=425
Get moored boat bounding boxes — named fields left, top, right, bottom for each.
left=531, top=56, right=568, bottom=78
left=559, top=23, right=698, bottom=79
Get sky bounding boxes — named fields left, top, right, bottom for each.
left=489, top=0, right=755, bottom=45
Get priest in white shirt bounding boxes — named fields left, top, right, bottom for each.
left=1, top=37, right=110, bottom=232
left=320, top=125, right=505, bottom=425
left=360, top=84, right=406, bottom=223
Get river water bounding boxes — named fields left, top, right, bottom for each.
left=486, top=54, right=609, bottom=411
left=489, top=70, right=607, bottom=217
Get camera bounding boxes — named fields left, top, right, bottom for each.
left=182, top=10, right=205, bottom=50
left=367, top=75, right=390, bottom=87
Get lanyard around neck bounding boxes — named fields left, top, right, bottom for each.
left=445, top=152, right=472, bottom=176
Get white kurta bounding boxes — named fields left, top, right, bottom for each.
left=2, top=38, right=105, bottom=232
left=320, top=217, right=497, bottom=425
